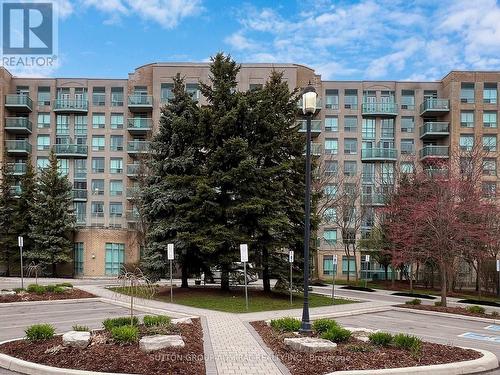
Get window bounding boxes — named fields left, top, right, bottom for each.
left=344, top=89, right=358, bottom=109
left=483, top=135, right=497, bottom=152
left=460, top=82, right=475, bottom=103
left=323, top=229, right=337, bottom=245
left=342, top=255, right=356, bottom=276
left=105, top=243, right=125, bottom=276
left=362, top=163, right=375, bottom=183
left=74, top=201, right=86, bottom=224
left=400, top=90, right=415, bottom=110
left=37, top=113, right=50, bottom=128
left=344, top=116, right=357, bottom=132
left=484, top=83, right=497, bottom=104
left=91, top=201, right=104, bottom=217
left=401, top=162, right=415, bottom=174
left=249, top=83, right=263, bottom=91
left=400, top=139, right=415, bottom=154
left=325, top=89, right=339, bottom=109
left=186, top=83, right=200, bottom=100
left=483, top=111, right=497, bottom=128
left=482, top=182, right=497, bottom=198
left=37, top=157, right=49, bottom=170
left=323, top=255, right=336, bottom=276
left=110, top=158, right=123, bottom=173
left=37, top=86, right=50, bottom=105
left=92, top=157, right=105, bottom=173
left=92, top=113, right=105, bottom=129
left=110, top=180, right=123, bottom=196
left=344, top=139, right=357, bottom=155
left=74, top=159, right=87, bottom=179
left=57, top=159, right=69, bottom=176
left=344, top=160, right=357, bottom=176
left=37, top=135, right=50, bottom=150
left=461, top=111, right=474, bottom=128
left=381, top=119, right=394, bottom=138
left=92, top=87, right=105, bottom=106
left=459, top=134, right=474, bottom=151
left=110, top=113, right=124, bottom=129
left=324, top=138, right=338, bottom=154
left=400, top=116, right=414, bottom=133
left=56, top=115, right=69, bottom=134
left=92, top=135, right=105, bottom=151
left=74, top=115, right=87, bottom=135
left=74, top=243, right=84, bottom=275
left=91, top=179, right=104, bottom=195
left=110, top=135, right=123, bottom=151
left=161, top=83, right=174, bottom=102
left=110, top=202, right=123, bottom=217
left=111, top=87, right=124, bottom=106
left=324, top=160, right=338, bottom=175
left=325, top=184, right=337, bottom=197
left=483, top=158, right=497, bottom=176
left=362, top=119, right=375, bottom=139
left=324, top=116, right=338, bottom=132
left=381, top=163, right=394, bottom=184
left=323, top=208, right=337, bottom=223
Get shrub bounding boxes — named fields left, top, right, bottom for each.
left=25, top=324, right=55, bottom=341
left=103, top=317, right=139, bottom=331
left=467, top=305, right=485, bottom=314
left=53, top=286, right=65, bottom=294
left=491, top=311, right=499, bottom=317
left=312, top=318, right=338, bottom=334
left=143, top=315, right=171, bottom=327
left=56, top=282, right=73, bottom=288
left=72, top=325, right=90, bottom=332
left=111, top=325, right=139, bottom=344
left=26, top=284, right=46, bottom=294
left=270, top=317, right=301, bottom=332
left=393, top=333, right=422, bottom=356
left=434, top=301, right=443, bottom=307
left=13, top=288, right=24, bottom=293
left=321, top=326, right=352, bottom=343
left=45, top=285, right=56, bottom=292
left=405, top=298, right=421, bottom=306
left=369, top=332, right=393, bottom=346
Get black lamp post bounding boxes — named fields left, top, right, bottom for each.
left=300, top=83, right=317, bottom=334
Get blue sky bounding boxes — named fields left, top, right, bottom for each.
left=10, top=0, right=500, bottom=81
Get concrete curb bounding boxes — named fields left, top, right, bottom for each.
left=324, top=348, right=498, bottom=374
left=309, top=305, right=393, bottom=320
left=97, top=298, right=197, bottom=319
left=0, top=297, right=102, bottom=308
left=392, top=306, right=500, bottom=324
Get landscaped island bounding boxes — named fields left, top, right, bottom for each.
left=0, top=283, right=94, bottom=303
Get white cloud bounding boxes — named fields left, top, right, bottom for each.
left=225, top=32, right=258, bottom=51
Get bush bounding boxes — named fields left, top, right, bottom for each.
left=393, top=333, right=422, bottom=356
left=111, top=325, right=139, bottom=344
left=270, top=317, right=301, bottom=332
left=368, top=332, right=393, bottom=346
left=143, top=315, right=171, bottom=327
left=491, top=311, right=499, bottom=317
left=25, top=324, right=55, bottom=341
left=26, top=284, right=46, bottom=294
left=321, top=326, right=352, bottom=343
left=56, top=282, right=73, bottom=288
left=13, top=288, right=24, bottom=293
left=45, top=285, right=56, bottom=293
left=405, top=298, right=421, bottom=306
left=312, top=318, right=338, bottom=334
left=72, top=325, right=90, bottom=332
left=103, top=317, right=139, bottom=331
left=467, top=305, right=485, bottom=314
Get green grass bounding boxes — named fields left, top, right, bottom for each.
left=110, top=286, right=355, bottom=313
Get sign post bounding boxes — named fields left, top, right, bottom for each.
left=18, top=236, right=24, bottom=289
left=332, top=255, right=337, bottom=302
left=240, top=244, right=249, bottom=310
left=364, top=254, right=370, bottom=289
left=167, top=243, right=174, bottom=302
left=497, top=259, right=500, bottom=297
left=289, top=250, right=294, bottom=305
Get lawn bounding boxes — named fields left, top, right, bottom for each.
left=110, top=286, right=355, bottom=313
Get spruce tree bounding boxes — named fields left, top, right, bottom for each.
left=0, top=162, right=18, bottom=276
left=29, top=150, right=74, bottom=276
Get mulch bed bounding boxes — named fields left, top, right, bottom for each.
left=0, top=319, right=205, bottom=375
left=0, top=289, right=95, bottom=303
left=250, top=321, right=481, bottom=375
left=398, top=304, right=499, bottom=319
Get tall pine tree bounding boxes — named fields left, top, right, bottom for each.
left=0, top=162, right=18, bottom=276
left=29, top=150, right=74, bottom=276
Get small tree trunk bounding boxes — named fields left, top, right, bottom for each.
left=477, top=260, right=482, bottom=300
left=440, top=264, right=447, bottom=307
left=220, top=267, right=230, bottom=291
left=384, top=265, right=388, bottom=281
left=181, top=263, right=189, bottom=288
left=409, top=264, right=413, bottom=294
left=52, top=263, right=57, bottom=277
left=353, top=246, right=359, bottom=282
left=346, top=245, right=350, bottom=282
left=262, top=247, right=271, bottom=293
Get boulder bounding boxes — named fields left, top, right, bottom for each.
left=62, top=331, right=91, bottom=348
left=284, top=337, right=337, bottom=352
left=171, top=317, right=193, bottom=325
left=343, top=326, right=379, bottom=342
left=139, top=335, right=185, bottom=352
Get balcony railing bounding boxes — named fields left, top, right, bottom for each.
left=361, top=102, right=398, bottom=117
left=419, top=98, right=450, bottom=115
left=127, top=164, right=140, bottom=177
left=5, top=94, right=33, bottom=111
left=54, top=144, right=88, bottom=157
left=127, top=141, right=150, bottom=154
left=53, top=99, right=88, bottom=112
left=5, top=117, right=33, bottom=134
left=128, top=94, right=153, bottom=110
left=303, top=143, right=322, bottom=156
left=297, top=120, right=322, bottom=136
left=5, top=140, right=32, bottom=154
left=419, top=122, right=450, bottom=139
left=419, top=145, right=449, bottom=160
left=127, top=118, right=152, bottom=133
left=361, top=148, right=397, bottom=161
left=72, top=189, right=88, bottom=201
left=361, top=193, right=386, bottom=205
left=8, top=162, right=27, bottom=175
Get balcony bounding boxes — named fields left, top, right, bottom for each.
left=4, top=117, right=32, bottom=134
left=127, top=141, right=150, bottom=156
left=419, top=99, right=450, bottom=116
left=419, top=145, right=449, bottom=161
left=361, top=148, right=397, bottom=162
left=425, top=168, right=449, bottom=179
left=72, top=189, right=88, bottom=201
left=53, top=99, right=88, bottom=113
left=10, top=186, right=22, bottom=198
left=303, top=143, right=322, bottom=157
left=361, top=193, right=386, bottom=206
left=297, top=97, right=322, bottom=114
left=54, top=144, right=88, bottom=158
left=127, top=164, right=140, bottom=178
left=361, top=102, right=398, bottom=117
left=5, top=140, right=32, bottom=155
left=8, top=162, right=27, bottom=175
left=5, top=94, right=33, bottom=112
left=127, top=118, right=152, bottom=134
left=128, top=94, right=153, bottom=112
left=297, top=120, right=322, bottom=137
left=419, top=122, right=450, bottom=140
left=126, top=210, right=140, bottom=222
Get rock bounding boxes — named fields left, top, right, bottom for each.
left=139, top=335, right=185, bottom=352
left=284, top=337, right=337, bottom=353
left=45, top=345, right=65, bottom=355
left=0, top=290, right=15, bottom=295
left=343, top=327, right=379, bottom=342
left=62, top=331, right=91, bottom=348
left=171, top=317, right=193, bottom=325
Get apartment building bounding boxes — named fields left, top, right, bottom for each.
left=0, top=64, right=498, bottom=278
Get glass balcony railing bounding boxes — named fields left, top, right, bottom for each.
left=419, top=98, right=450, bottom=115
left=419, top=122, right=450, bottom=138
left=419, top=145, right=449, bottom=159
left=10, top=186, right=22, bottom=196
left=53, top=99, right=88, bottom=112
left=54, top=144, right=88, bottom=157
left=5, top=94, right=33, bottom=111
left=127, top=118, right=152, bottom=131
left=127, top=141, right=150, bottom=153
left=8, top=162, right=27, bottom=175
left=297, top=120, right=322, bottom=134
left=127, top=164, right=140, bottom=176
left=361, top=148, right=397, bottom=161
left=5, top=140, right=32, bottom=154
left=5, top=117, right=33, bottom=133
left=72, top=189, right=88, bottom=200
left=128, top=94, right=153, bottom=107
left=361, top=102, right=398, bottom=116
left=303, top=143, right=322, bottom=156
left=361, top=193, right=386, bottom=205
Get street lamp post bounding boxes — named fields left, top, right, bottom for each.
left=300, top=84, right=317, bottom=334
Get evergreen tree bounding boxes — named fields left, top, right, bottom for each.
left=0, top=162, right=18, bottom=276
left=14, top=157, right=36, bottom=255
left=29, top=150, right=74, bottom=276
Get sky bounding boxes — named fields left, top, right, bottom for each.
left=7, top=0, right=500, bottom=81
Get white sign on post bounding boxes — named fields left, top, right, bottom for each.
left=289, top=250, right=294, bottom=263
left=167, top=243, right=174, bottom=260
left=333, top=254, right=338, bottom=264
left=240, top=244, right=248, bottom=262
left=18, top=236, right=23, bottom=247
left=497, top=259, right=500, bottom=272
left=365, top=254, right=370, bottom=263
